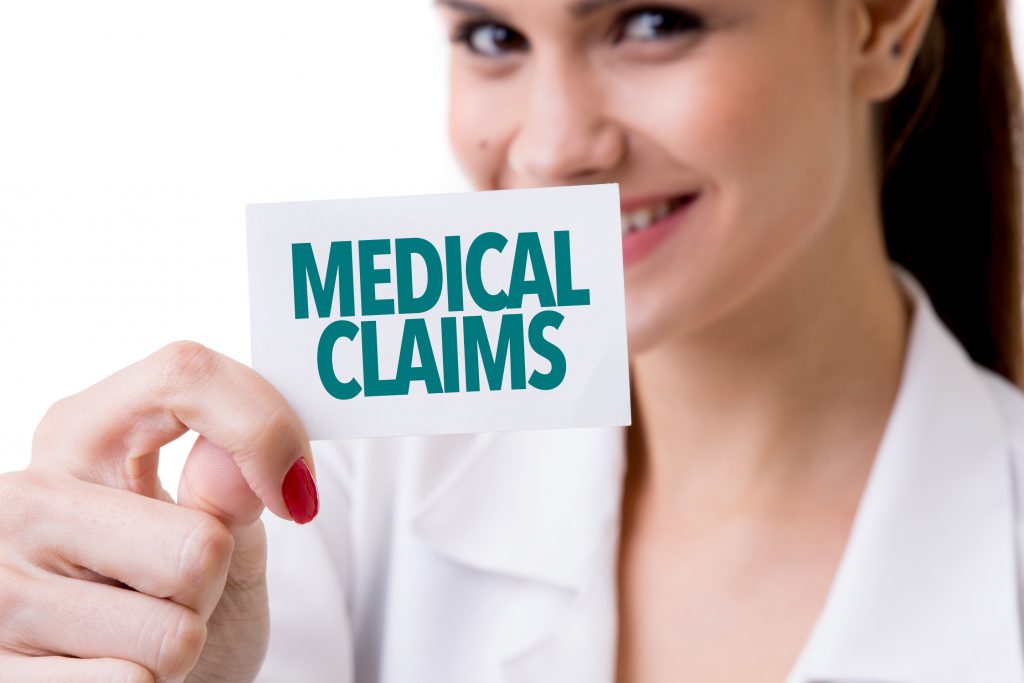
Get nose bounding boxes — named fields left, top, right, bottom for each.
left=506, top=54, right=625, bottom=185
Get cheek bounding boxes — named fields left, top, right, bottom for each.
left=620, top=29, right=851, bottom=345
left=699, top=60, right=848, bottom=271
left=447, top=67, right=520, bottom=190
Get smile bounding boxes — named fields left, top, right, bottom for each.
left=619, top=192, right=700, bottom=266
left=620, top=194, right=695, bottom=236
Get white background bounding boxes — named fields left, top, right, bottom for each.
left=0, top=1, right=467, bottom=484
left=2, top=1, right=1023, bottom=485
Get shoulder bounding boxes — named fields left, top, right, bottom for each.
left=894, top=267, right=1024, bottom=476
left=972, top=366, right=1024, bottom=535
left=976, top=368, right=1024, bottom=468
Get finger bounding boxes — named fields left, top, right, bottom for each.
left=11, top=471, right=233, bottom=620
left=176, top=436, right=264, bottom=527
left=30, top=341, right=316, bottom=523
left=1, top=572, right=207, bottom=681
left=0, top=652, right=154, bottom=683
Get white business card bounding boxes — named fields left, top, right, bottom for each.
left=246, top=183, right=631, bottom=440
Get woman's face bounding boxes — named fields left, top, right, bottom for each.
left=435, top=0, right=868, bottom=354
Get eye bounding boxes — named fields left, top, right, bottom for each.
left=613, top=6, right=705, bottom=44
left=451, top=21, right=529, bottom=58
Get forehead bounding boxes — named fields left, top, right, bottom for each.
left=433, top=0, right=828, bottom=25
left=434, top=0, right=634, bottom=21
left=431, top=0, right=812, bottom=33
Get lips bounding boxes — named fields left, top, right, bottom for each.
left=619, top=192, right=700, bottom=266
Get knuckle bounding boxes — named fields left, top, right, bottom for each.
left=0, top=481, right=13, bottom=534
left=178, top=516, right=234, bottom=589
left=0, top=471, right=40, bottom=535
left=0, top=470, right=68, bottom=537
left=0, top=471, right=20, bottom=508
left=0, top=565, right=37, bottom=650
left=253, top=404, right=292, bottom=445
left=31, top=395, right=73, bottom=455
left=152, top=607, right=207, bottom=678
left=0, top=564, right=27, bottom=622
left=155, top=341, right=220, bottom=397
left=227, top=401, right=293, bottom=465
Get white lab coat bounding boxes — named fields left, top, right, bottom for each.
left=257, top=271, right=1024, bottom=683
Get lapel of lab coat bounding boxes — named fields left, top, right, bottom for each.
left=788, top=275, right=1024, bottom=683
left=410, top=425, right=627, bottom=681
left=409, top=275, right=1024, bottom=683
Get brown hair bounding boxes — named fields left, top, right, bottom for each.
left=879, top=0, right=1024, bottom=384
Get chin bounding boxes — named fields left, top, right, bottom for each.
left=624, top=282, right=727, bottom=358
left=624, top=317, right=674, bottom=359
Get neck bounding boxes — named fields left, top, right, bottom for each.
left=628, top=199, right=911, bottom=519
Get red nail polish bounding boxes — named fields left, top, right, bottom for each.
left=282, top=458, right=319, bottom=524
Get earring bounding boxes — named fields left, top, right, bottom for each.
left=892, top=41, right=902, bottom=57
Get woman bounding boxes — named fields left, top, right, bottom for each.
left=0, top=0, right=1021, bottom=681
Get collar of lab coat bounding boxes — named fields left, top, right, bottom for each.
left=410, top=269, right=1024, bottom=682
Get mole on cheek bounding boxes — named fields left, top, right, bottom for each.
left=477, top=139, right=489, bottom=150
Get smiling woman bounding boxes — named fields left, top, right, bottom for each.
left=257, top=0, right=1024, bottom=681
left=1, top=1, right=1023, bottom=682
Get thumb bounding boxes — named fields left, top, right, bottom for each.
left=177, top=437, right=274, bottom=683
left=177, top=436, right=319, bottom=526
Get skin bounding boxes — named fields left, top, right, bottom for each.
left=0, top=0, right=935, bottom=681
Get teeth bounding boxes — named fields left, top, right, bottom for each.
left=620, top=197, right=683, bottom=236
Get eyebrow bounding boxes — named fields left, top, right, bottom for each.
left=433, top=0, right=630, bottom=21
left=433, top=0, right=509, bottom=21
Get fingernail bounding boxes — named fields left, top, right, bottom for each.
left=282, top=458, right=319, bottom=524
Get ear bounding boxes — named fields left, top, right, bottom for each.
left=850, top=0, right=937, bottom=101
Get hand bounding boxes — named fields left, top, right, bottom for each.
left=0, top=341, right=319, bottom=682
